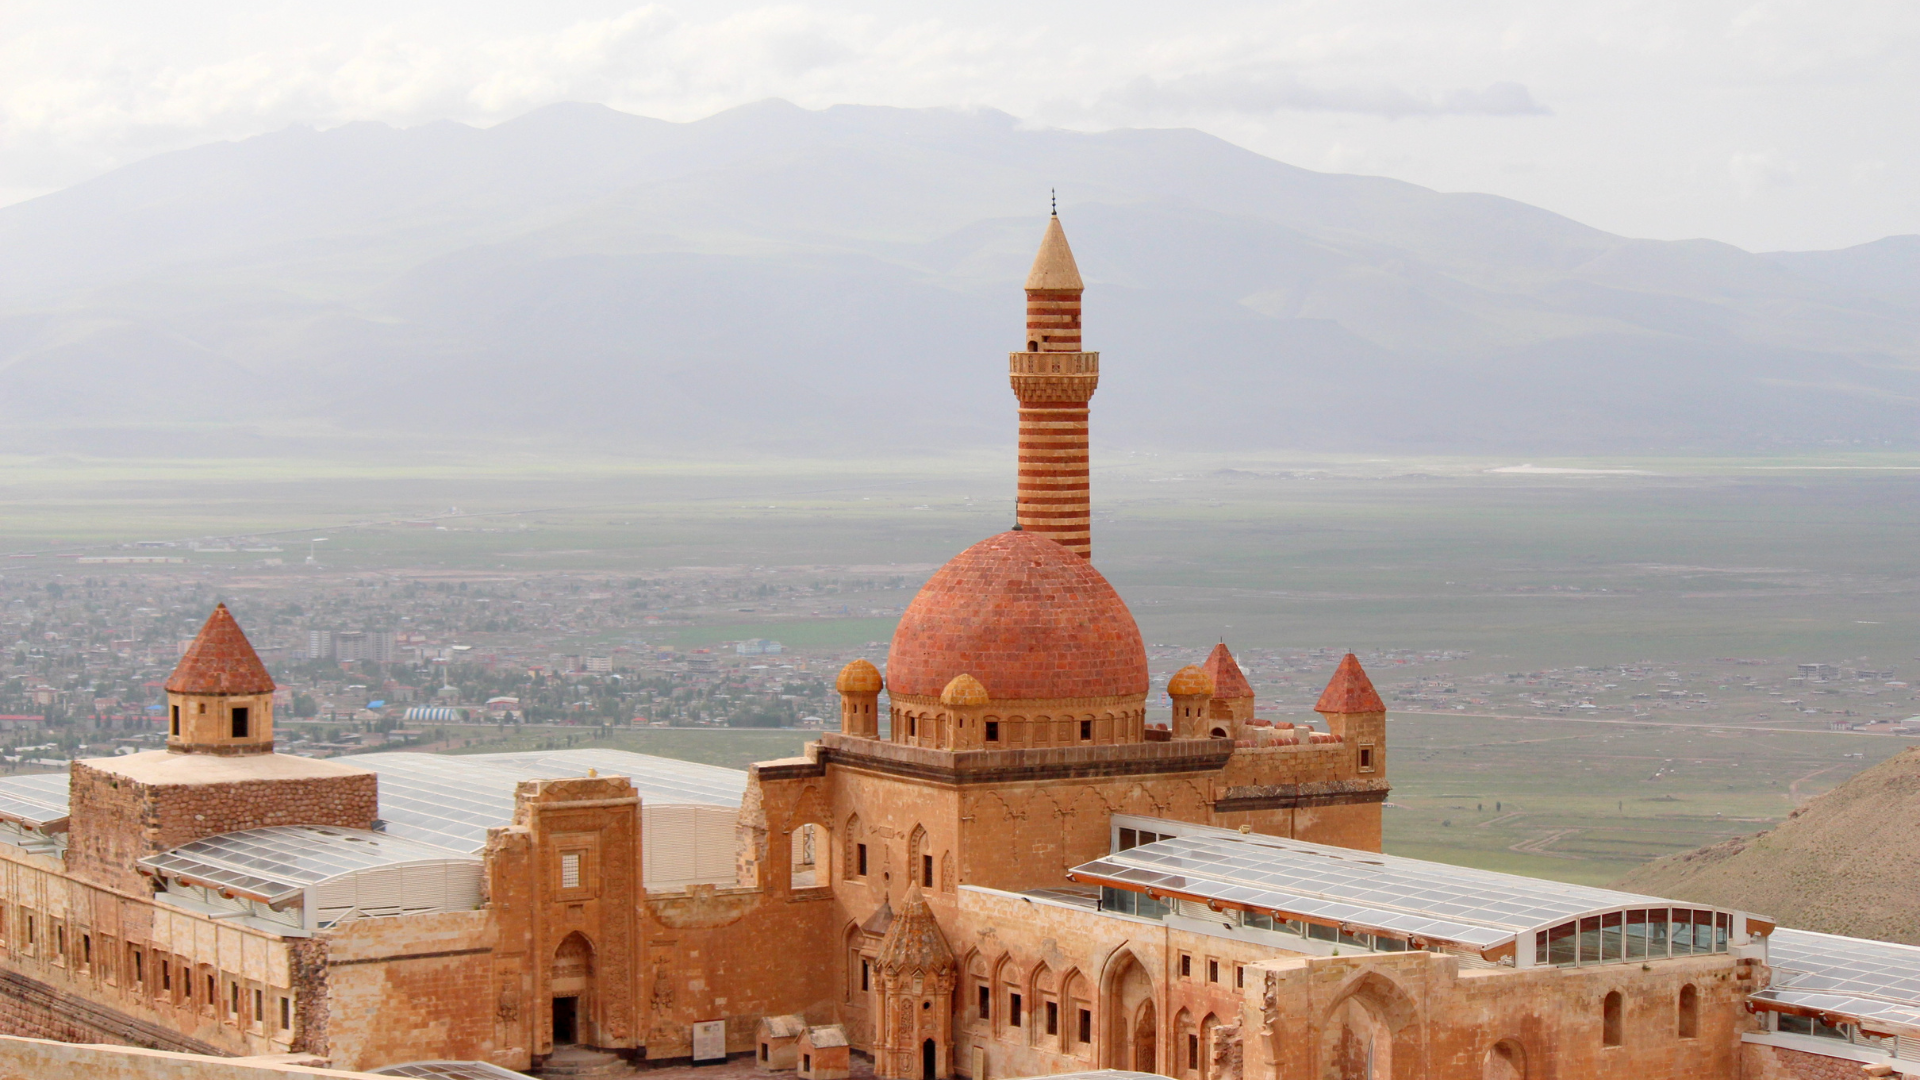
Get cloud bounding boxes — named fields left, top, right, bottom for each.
left=1094, top=68, right=1550, bottom=119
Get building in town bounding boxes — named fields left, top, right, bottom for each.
left=0, top=214, right=1913, bottom=1080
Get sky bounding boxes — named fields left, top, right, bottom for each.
left=1, top=0, right=1914, bottom=252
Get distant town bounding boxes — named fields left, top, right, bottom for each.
left=1, top=541, right=1914, bottom=773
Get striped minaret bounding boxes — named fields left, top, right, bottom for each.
left=1009, top=212, right=1098, bottom=559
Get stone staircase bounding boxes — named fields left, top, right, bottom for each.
left=538, top=1046, right=627, bottom=1079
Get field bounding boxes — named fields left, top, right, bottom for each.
left=2, top=448, right=1915, bottom=886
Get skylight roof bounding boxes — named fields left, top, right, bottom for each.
left=136, top=825, right=479, bottom=906
left=0, top=772, right=72, bottom=828
left=1069, top=820, right=1751, bottom=955
left=1759, top=928, right=1920, bottom=1031
left=355, top=749, right=746, bottom=854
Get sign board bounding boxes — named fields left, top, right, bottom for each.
left=692, top=1019, right=727, bottom=1064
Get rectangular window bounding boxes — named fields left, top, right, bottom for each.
left=1546, top=920, right=1575, bottom=965
left=25, top=915, right=33, bottom=946
left=862, top=959, right=871, bottom=993
left=1080, top=720, right=1091, bottom=741
left=1046, top=1001, right=1058, bottom=1036
left=1188, top=1034, right=1199, bottom=1071
left=1578, top=916, right=1602, bottom=963
left=1009, top=992, right=1022, bottom=1027
left=923, top=854, right=934, bottom=888
left=1358, top=745, right=1374, bottom=771
left=1180, top=954, right=1192, bottom=978
left=171, top=705, right=180, bottom=736
left=1235, top=965, right=1244, bottom=989
left=909, top=716, right=917, bottom=737
left=230, top=979, right=240, bottom=1017
left=1207, top=959, right=1218, bottom=983
left=254, top=988, right=264, bottom=1025
left=1601, top=911, right=1623, bottom=961
left=804, top=1055, right=811, bottom=1072
left=560, top=852, right=582, bottom=890
left=1078, top=1008, right=1091, bottom=1044
left=82, top=933, right=91, bottom=968
left=161, top=959, right=171, bottom=992
left=978, top=985, right=990, bottom=1020
left=207, top=974, right=216, bottom=1007
left=132, top=947, right=143, bottom=985
left=230, top=706, right=249, bottom=738
left=1118, top=827, right=1137, bottom=851
left=857, top=844, right=868, bottom=876
left=280, top=996, right=291, bottom=1030
left=985, top=721, right=999, bottom=742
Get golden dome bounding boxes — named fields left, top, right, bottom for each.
left=836, top=658, right=883, bottom=694
left=1166, top=664, right=1214, bottom=697
left=939, top=673, right=990, bottom=707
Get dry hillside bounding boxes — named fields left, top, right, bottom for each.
left=1619, top=745, right=1920, bottom=945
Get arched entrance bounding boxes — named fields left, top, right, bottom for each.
left=1132, top=1001, right=1158, bottom=1073
left=552, top=932, right=595, bottom=1047
left=922, top=1038, right=936, bottom=1080
left=1102, top=950, right=1156, bottom=1072
left=1319, top=972, right=1417, bottom=1080
left=1482, top=1040, right=1526, bottom=1080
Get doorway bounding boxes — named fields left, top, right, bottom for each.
left=922, top=1038, right=936, bottom=1080
left=553, top=996, right=579, bottom=1046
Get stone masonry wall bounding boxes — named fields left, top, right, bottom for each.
left=66, top=764, right=378, bottom=892
left=0, top=1033, right=389, bottom=1080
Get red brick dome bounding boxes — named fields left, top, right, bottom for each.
left=886, top=531, right=1148, bottom=701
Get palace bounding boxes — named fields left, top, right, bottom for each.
left=0, top=215, right=1913, bottom=1080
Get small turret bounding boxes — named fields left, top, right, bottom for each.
left=1202, top=642, right=1255, bottom=739
left=1315, top=653, right=1386, bottom=777
left=164, top=603, right=277, bottom=755
left=836, top=659, right=882, bottom=739
left=1167, top=664, right=1216, bottom=738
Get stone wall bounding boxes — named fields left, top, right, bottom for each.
left=0, top=842, right=297, bottom=1058
left=0, top=1033, right=385, bottom=1080
left=66, top=763, right=377, bottom=892
left=317, top=910, right=496, bottom=1072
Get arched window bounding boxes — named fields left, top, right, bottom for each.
left=1602, top=991, right=1624, bottom=1047
left=1027, top=341, right=1040, bottom=352
left=1677, top=984, right=1698, bottom=1039
left=843, top=815, right=862, bottom=881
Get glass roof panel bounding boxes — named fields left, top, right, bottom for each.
left=1072, top=818, right=1736, bottom=951
left=136, top=825, right=480, bottom=904
left=1757, top=928, right=1920, bottom=1028
left=356, top=750, right=746, bottom=854
left=0, top=772, right=73, bottom=827
left=369, top=1062, right=533, bottom=1079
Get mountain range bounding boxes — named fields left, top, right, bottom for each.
left=1, top=100, right=1915, bottom=457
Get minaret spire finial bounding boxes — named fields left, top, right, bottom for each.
left=1051, top=188, right=1056, bottom=216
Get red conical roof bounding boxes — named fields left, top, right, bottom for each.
left=164, top=604, right=276, bottom=695
left=1202, top=642, right=1253, bottom=700
left=1314, top=653, right=1384, bottom=714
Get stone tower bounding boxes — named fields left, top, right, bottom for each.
left=66, top=603, right=376, bottom=892
left=1315, top=652, right=1388, bottom=781
left=1009, top=212, right=1098, bottom=559
left=165, top=602, right=278, bottom=754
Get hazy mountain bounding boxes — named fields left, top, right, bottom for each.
left=0, top=100, right=1915, bottom=456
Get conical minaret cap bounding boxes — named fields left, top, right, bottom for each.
left=1025, top=214, right=1083, bottom=291
left=1315, top=653, right=1384, bottom=714
left=165, top=603, right=276, bottom=695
